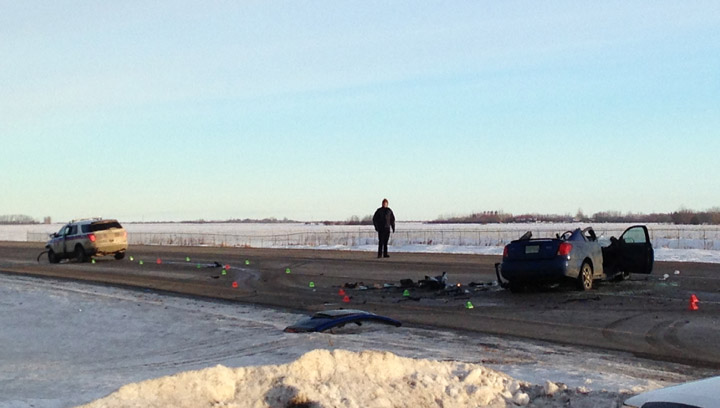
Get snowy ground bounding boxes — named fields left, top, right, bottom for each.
left=2, top=223, right=719, bottom=407
left=1, top=274, right=713, bottom=408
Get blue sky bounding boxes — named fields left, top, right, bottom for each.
left=2, top=1, right=719, bottom=222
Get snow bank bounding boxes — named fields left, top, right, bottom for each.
left=79, top=349, right=627, bottom=408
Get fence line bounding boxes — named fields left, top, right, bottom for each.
left=26, top=227, right=720, bottom=250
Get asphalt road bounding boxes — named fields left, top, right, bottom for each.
left=2, top=241, right=720, bottom=369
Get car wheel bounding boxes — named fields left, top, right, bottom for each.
left=114, top=252, right=125, bottom=260
left=75, top=245, right=87, bottom=263
left=577, top=261, right=593, bottom=291
left=508, top=281, right=525, bottom=293
left=48, top=249, right=59, bottom=264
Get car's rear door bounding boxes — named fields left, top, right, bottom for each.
left=56, top=225, right=71, bottom=255
left=66, top=225, right=79, bottom=253
left=616, top=225, right=654, bottom=274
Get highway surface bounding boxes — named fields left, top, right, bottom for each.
left=2, top=241, right=719, bottom=368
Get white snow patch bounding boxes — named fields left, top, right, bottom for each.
left=78, top=349, right=626, bottom=408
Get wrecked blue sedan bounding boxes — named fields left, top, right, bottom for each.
left=497, top=225, right=654, bottom=292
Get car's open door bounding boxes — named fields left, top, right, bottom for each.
left=59, top=224, right=71, bottom=255
left=616, top=225, right=654, bottom=274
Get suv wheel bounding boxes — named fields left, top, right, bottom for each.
left=508, top=281, right=525, bottom=293
left=48, top=249, right=60, bottom=264
left=75, top=245, right=87, bottom=263
left=114, top=252, right=125, bottom=260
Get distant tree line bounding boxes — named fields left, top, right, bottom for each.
left=320, top=215, right=374, bottom=226
left=180, top=217, right=299, bottom=224
left=0, top=214, right=38, bottom=224
left=430, top=208, right=720, bottom=225
left=6, top=209, right=719, bottom=226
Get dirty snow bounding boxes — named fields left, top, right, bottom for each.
left=1, top=274, right=709, bottom=408
left=80, top=349, right=525, bottom=408
left=79, top=349, right=617, bottom=408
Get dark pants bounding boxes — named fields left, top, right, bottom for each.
left=378, top=230, right=390, bottom=257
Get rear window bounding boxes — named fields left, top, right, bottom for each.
left=88, top=221, right=123, bottom=232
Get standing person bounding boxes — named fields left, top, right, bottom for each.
left=373, top=198, right=395, bottom=258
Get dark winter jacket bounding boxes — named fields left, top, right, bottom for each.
left=373, top=207, right=395, bottom=232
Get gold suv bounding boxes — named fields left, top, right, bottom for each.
left=46, top=218, right=128, bottom=263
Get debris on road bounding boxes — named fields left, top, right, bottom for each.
left=284, top=310, right=402, bottom=333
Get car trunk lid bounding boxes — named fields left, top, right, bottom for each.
left=505, top=239, right=561, bottom=261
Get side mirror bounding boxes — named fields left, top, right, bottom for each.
left=610, top=236, right=618, bottom=244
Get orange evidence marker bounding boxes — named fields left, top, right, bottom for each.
left=689, top=294, right=699, bottom=311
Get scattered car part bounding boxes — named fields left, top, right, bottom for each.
left=284, top=309, right=401, bottom=333
left=418, top=272, right=448, bottom=290
left=36, top=250, right=49, bottom=263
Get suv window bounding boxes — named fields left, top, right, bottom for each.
left=68, top=225, right=78, bottom=235
left=89, top=221, right=123, bottom=232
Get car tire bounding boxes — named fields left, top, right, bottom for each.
left=508, top=281, right=524, bottom=293
left=75, top=245, right=87, bottom=263
left=48, top=249, right=59, bottom=264
left=577, top=261, right=593, bottom=291
left=114, top=252, right=125, bottom=260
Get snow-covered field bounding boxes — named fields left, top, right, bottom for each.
left=2, top=274, right=711, bottom=408
left=5, top=222, right=720, bottom=263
